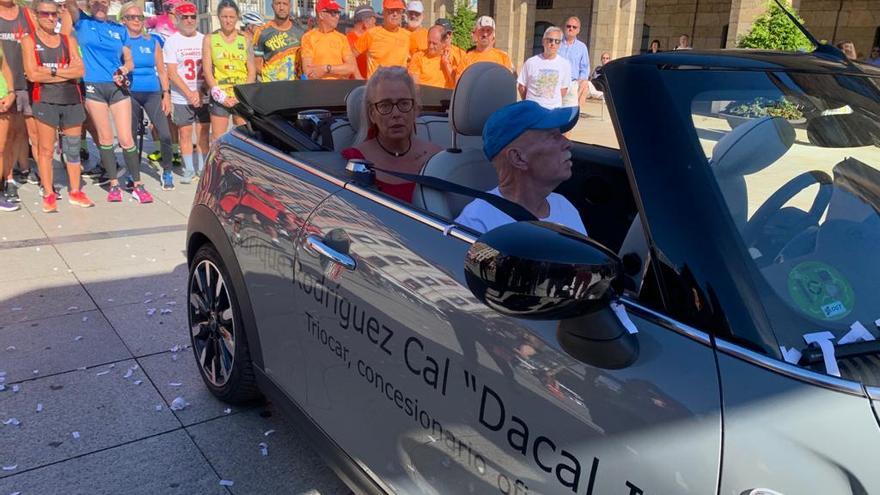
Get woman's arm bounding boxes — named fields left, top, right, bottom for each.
left=64, top=0, right=80, bottom=26
left=0, top=55, right=15, bottom=112
left=154, top=39, right=171, bottom=114
left=201, top=34, right=217, bottom=89
left=21, top=35, right=53, bottom=83
left=245, top=37, right=255, bottom=84
left=60, top=36, right=85, bottom=79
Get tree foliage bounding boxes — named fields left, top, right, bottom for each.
left=450, top=0, right=476, bottom=51
left=737, top=2, right=812, bottom=51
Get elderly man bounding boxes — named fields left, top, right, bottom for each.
left=346, top=5, right=375, bottom=78
left=253, top=0, right=301, bottom=81
left=675, top=33, right=691, bottom=50
left=457, top=16, right=513, bottom=79
left=518, top=26, right=570, bottom=109
left=455, top=101, right=586, bottom=235
left=558, top=17, right=589, bottom=108
left=406, top=0, right=427, bottom=54
left=435, top=18, right=464, bottom=69
left=354, top=0, right=412, bottom=77
left=300, top=0, right=356, bottom=79
left=408, top=25, right=454, bottom=88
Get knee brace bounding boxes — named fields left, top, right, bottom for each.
left=62, top=135, right=82, bottom=165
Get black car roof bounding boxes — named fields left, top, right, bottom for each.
left=616, top=49, right=880, bottom=75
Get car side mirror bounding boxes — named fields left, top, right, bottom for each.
left=464, top=221, right=622, bottom=320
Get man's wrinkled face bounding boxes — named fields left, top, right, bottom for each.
left=514, top=129, right=573, bottom=187
left=426, top=27, right=442, bottom=55
left=406, top=10, right=422, bottom=29
left=273, top=0, right=290, bottom=19
left=473, top=26, right=494, bottom=49
left=678, top=35, right=689, bottom=47
left=319, top=8, right=340, bottom=29
left=542, top=32, right=561, bottom=57
left=384, top=8, right=403, bottom=28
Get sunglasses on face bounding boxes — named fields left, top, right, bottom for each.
left=37, top=10, right=58, bottom=18
left=123, top=14, right=144, bottom=20
left=545, top=38, right=562, bottom=45
left=372, top=98, right=414, bottom=115
left=565, top=24, right=578, bottom=29
left=179, top=14, right=197, bottom=19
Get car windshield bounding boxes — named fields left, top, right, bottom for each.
left=683, top=70, right=880, bottom=382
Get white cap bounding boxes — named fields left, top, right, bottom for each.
left=406, top=0, right=423, bottom=13
left=474, top=15, right=495, bottom=30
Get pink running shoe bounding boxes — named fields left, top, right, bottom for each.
left=132, top=184, right=154, bottom=204
left=68, top=191, right=95, bottom=208
left=107, top=185, right=123, bottom=202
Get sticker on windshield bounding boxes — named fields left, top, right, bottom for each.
left=787, top=261, right=854, bottom=321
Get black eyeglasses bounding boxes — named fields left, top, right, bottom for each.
left=372, top=98, right=414, bottom=115
left=565, top=24, right=578, bottom=29
left=37, top=10, right=59, bottom=17
left=122, top=14, right=145, bottom=20
left=544, top=38, right=562, bottom=45
left=179, top=14, right=197, bottom=19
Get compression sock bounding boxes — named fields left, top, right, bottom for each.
left=182, top=154, right=194, bottom=175
left=98, top=145, right=117, bottom=178
left=122, top=146, right=140, bottom=182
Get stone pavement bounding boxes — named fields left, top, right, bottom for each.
left=0, top=161, right=347, bottom=495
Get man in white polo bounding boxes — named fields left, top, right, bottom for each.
left=517, top=26, right=571, bottom=109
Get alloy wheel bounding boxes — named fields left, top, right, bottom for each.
left=189, top=259, right=236, bottom=387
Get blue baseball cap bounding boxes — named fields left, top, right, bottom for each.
left=482, top=101, right=579, bottom=160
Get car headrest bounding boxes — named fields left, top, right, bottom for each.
left=712, top=116, right=796, bottom=176
left=346, top=85, right=366, bottom=134
left=451, top=62, right=517, bottom=136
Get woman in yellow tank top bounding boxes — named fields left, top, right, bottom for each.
left=202, top=0, right=255, bottom=143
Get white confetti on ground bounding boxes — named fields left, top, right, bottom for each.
left=82, top=316, right=88, bottom=322
left=123, top=369, right=133, bottom=379
left=12, top=384, right=20, bottom=393
left=168, top=382, right=182, bottom=387
left=223, top=408, right=231, bottom=414
left=95, top=370, right=110, bottom=376
left=264, top=429, right=275, bottom=437
left=166, top=301, right=176, bottom=306
left=2, top=418, right=21, bottom=426
left=171, top=354, right=178, bottom=361
left=10, top=307, right=21, bottom=311
left=133, top=380, right=143, bottom=385
left=32, top=370, right=38, bottom=375
left=219, top=480, right=234, bottom=487
left=0, top=385, right=5, bottom=391
left=170, top=345, right=181, bottom=352
left=36, top=403, right=43, bottom=413
left=160, top=308, right=172, bottom=315
left=169, top=397, right=189, bottom=411
left=66, top=306, right=78, bottom=311
left=145, top=291, right=152, bottom=296
left=106, top=298, right=113, bottom=302
left=259, top=442, right=268, bottom=456
left=155, top=404, right=163, bottom=411
left=2, top=464, right=17, bottom=471
left=146, top=308, right=157, bottom=316
left=74, top=336, right=83, bottom=341
left=4, top=346, right=14, bottom=351
left=144, top=299, right=153, bottom=304
left=72, top=431, right=80, bottom=439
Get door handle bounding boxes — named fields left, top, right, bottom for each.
left=305, top=235, right=357, bottom=271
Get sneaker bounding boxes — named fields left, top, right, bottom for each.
left=172, top=153, right=182, bottom=167
left=42, top=194, right=57, bottom=213
left=68, top=190, right=95, bottom=208
left=39, top=186, right=62, bottom=200
left=4, top=181, right=19, bottom=203
left=27, top=168, right=39, bottom=185
left=147, top=150, right=162, bottom=162
left=180, top=171, right=194, bottom=184
left=12, top=169, right=28, bottom=184
left=0, top=197, right=19, bottom=212
left=106, top=185, right=122, bottom=202
left=82, top=165, right=106, bottom=178
left=131, top=184, right=153, bottom=204
left=161, top=171, right=175, bottom=191
left=123, top=176, right=135, bottom=191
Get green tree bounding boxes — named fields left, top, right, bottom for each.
left=737, top=1, right=812, bottom=51
left=450, top=0, right=476, bottom=51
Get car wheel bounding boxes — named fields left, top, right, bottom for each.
left=188, top=243, right=260, bottom=404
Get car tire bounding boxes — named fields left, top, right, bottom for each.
left=188, top=243, right=261, bottom=404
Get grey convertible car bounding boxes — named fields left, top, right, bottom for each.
left=186, top=48, right=880, bottom=494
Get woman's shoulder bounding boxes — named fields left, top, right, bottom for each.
left=341, top=147, right=366, bottom=160
left=414, top=136, right=442, bottom=154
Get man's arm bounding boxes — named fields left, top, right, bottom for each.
left=64, top=0, right=80, bottom=25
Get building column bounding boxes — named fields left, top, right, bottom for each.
left=493, top=0, right=536, bottom=71
left=589, top=0, right=645, bottom=68
left=726, top=0, right=766, bottom=47
left=421, top=0, right=455, bottom=24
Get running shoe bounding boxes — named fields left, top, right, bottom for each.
left=42, top=194, right=57, bottom=213
left=147, top=150, right=162, bottom=162
left=4, top=181, right=19, bottom=203
left=161, top=171, right=175, bottom=191
left=27, top=168, right=39, bottom=185
left=180, top=171, right=195, bottom=184
left=12, top=169, right=28, bottom=184
left=68, top=191, right=95, bottom=208
left=131, top=184, right=153, bottom=204
left=39, top=186, right=62, bottom=200
left=0, top=197, right=19, bottom=212
left=106, top=185, right=123, bottom=202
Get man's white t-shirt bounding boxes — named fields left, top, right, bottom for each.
left=163, top=32, right=205, bottom=105
left=517, top=54, right=571, bottom=109
left=454, top=187, right=587, bottom=236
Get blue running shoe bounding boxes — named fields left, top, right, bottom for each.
left=162, top=171, right=175, bottom=191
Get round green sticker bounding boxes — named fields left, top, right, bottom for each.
left=787, top=261, right=855, bottom=321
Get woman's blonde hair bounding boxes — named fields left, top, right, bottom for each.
left=117, top=1, right=142, bottom=23
left=355, top=66, right=420, bottom=144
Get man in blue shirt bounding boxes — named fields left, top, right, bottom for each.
left=558, top=16, right=589, bottom=109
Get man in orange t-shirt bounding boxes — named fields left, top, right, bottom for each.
left=406, top=0, right=427, bottom=55
left=408, top=25, right=454, bottom=88
left=457, top=15, right=513, bottom=81
left=346, top=5, right=375, bottom=79
left=354, top=0, right=411, bottom=77
left=300, top=0, right=357, bottom=79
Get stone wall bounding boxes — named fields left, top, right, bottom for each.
left=642, top=0, right=733, bottom=50
left=798, top=0, right=880, bottom=57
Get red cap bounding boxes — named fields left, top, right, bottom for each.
left=315, top=0, right=341, bottom=12
left=383, top=0, right=405, bottom=10
left=174, top=2, right=197, bottom=15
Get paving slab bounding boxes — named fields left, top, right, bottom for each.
left=0, top=429, right=226, bottom=495
left=77, top=263, right=189, bottom=310
left=186, top=406, right=348, bottom=494
left=0, top=310, right=130, bottom=383
left=0, top=274, right=96, bottom=323
left=137, top=351, right=250, bottom=426
left=0, top=209, right=47, bottom=244
left=0, top=361, right=179, bottom=477
left=1, top=245, right=71, bottom=282
left=55, top=230, right=187, bottom=271
left=102, top=299, right=188, bottom=357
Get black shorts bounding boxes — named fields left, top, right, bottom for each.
left=210, top=97, right=233, bottom=118
left=83, top=82, right=129, bottom=104
left=33, top=101, right=86, bottom=128
left=172, top=103, right=210, bottom=126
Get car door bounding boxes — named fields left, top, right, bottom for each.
left=214, top=136, right=343, bottom=404
left=291, top=185, right=722, bottom=494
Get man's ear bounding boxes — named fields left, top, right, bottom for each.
left=503, top=146, right=529, bottom=172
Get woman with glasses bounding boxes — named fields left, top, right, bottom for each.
left=202, top=0, right=254, bottom=144
left=21, top=0, right=91, bottom=212
left=341, top=67, right=439, bottom=203
left=120, top=2, right=173, bottom=191
left=64, top=0, right=149, bottom=204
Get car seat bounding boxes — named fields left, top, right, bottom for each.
left=330, top=85, right=366, bottom=151
left=411, top=62, right=517, bottom=220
